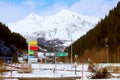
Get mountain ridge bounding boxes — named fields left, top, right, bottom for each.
left=8, top=9, right=99, bottom=42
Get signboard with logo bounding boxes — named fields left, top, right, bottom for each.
left=28, top=40, right=38, bottom=58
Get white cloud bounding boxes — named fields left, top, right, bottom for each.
left=38, top=3, right=69, bottom=16
left=0, top=0, right=69, bottom=23
left=22, top=0, right=46, bottom=11
left=0, top=1, right=30, bottom=24
left=0, top=0, right=119, bottom=24
left=0, top=0, right=47, bottom=24
left=70, top=0, right=119, bottom=18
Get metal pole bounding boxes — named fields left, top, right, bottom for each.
left=55, top=51, right=57, bottom=73
left=106, top=44, right=109, bottom=63
left=27, top=37, right=29, bottom=63
left=105, top=38, right=109, bottom=63
left=71, top=32, right=73, bottom=70
left=82, top=60, right=84, bottom=80
left=75, top=66, right=76, bottom=75
left=118, top=50, right=119, bottom=63
left=53, top=47, right=57, bottom=73
left=107, top=45, right=109, bottom=63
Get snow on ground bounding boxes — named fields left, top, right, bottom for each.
left=4, top=63, right=120, bottom=80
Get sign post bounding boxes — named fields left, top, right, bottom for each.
left=28, top=37, right=38, bottom=63
left=73, top=61, right=77, bottom=75
left=74, top=54, right=78, bottom=75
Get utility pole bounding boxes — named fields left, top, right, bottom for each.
left=106, top=44, right=109, bottom=63
left=105, top=37, right=109, bottom=63
left=55, top=50, right=57, bottom=73
left=71, top=30, right=73, bottom=70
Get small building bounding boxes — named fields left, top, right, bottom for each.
left=38, top=52, right=55, bottom=63
left=44, top=52, right=55, bottom=63
left=0, top=57, right=13, bottom=63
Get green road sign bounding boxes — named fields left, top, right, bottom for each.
left=29, top=50, right=34, bottom=54
left=57, top=52, right=68, bottom=56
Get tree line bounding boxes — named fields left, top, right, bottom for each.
left=0, top=22, right=27, bottom=56
left=66, top=2, right=120, bottom=63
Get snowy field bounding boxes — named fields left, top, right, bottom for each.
left=4, top=63, right=120, bottom=80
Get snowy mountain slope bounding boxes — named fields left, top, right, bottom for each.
left=8, top=9, right=99, bottom=45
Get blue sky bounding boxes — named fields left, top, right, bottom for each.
left=0, top=0, right=119, bottom=23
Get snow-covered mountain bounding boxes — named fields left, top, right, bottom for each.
left=8, top=9, right=99, bottom=46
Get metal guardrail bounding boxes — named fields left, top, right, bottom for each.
left=3, top=76, right=81, bottom=80
left=18, top=76, right=81, bottom=80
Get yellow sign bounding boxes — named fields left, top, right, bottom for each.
left=29, top=41, right=37, bottom=45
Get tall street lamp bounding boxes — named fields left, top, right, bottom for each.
left=70, top=30, right=73, bottom=70
left=105, top=37, right=109, bottom=63
left=106, top=44, right=109, bottom=63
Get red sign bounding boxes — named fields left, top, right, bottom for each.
left=30, top=46, right=38, bottom=50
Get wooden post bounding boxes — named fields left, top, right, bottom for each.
left=10, top=61, right=12, bottom=80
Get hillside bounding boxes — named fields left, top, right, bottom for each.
left=0, top=22, right=27, bottom=58
left=67, top=2, right=120, bottom=63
